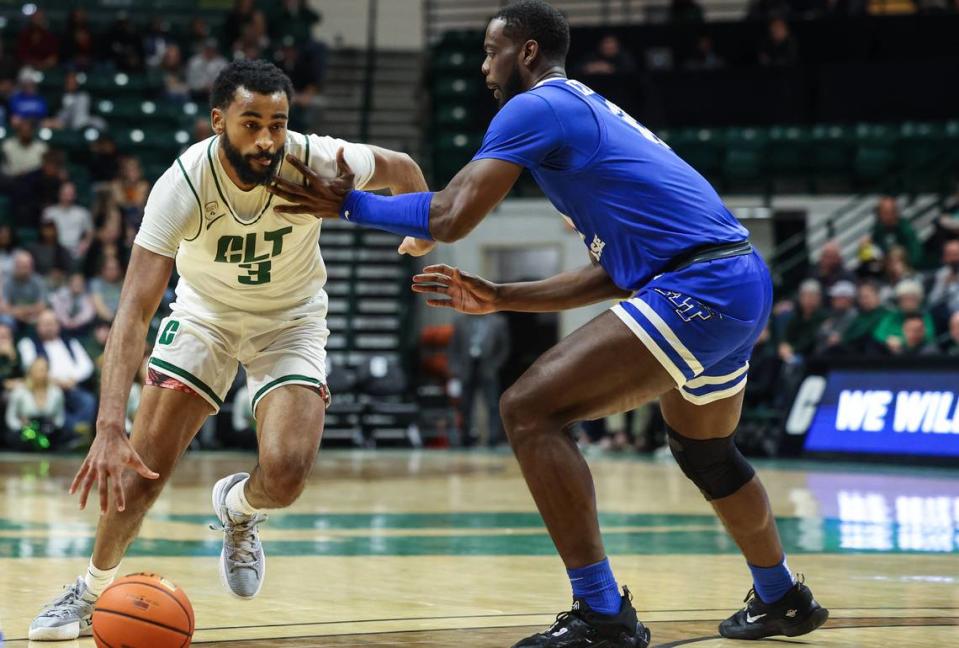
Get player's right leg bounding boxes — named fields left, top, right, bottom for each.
left=29, top=386, right=211, bottom=641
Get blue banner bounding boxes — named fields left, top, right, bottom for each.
left=804, top=368, right=959, bottom=457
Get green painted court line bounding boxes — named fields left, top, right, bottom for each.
left=0, top=515, right=955, bottom=558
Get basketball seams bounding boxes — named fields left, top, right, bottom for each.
left=93, top=628, right=116, bottom=648
left=93, top=607, right=192, bottom=637
left=109, top=578, right=195, bottom=632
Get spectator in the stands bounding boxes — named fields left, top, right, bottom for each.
left=90, top=256, right=123, bottom=324
left=758, top=18, right=799, bottom=67
left=275, top=36, right=325, bottom=99
left=779, top=279, right=827, bottom=363
left=27, top=219, right=72, bottom=277
left=60, top=9, right=96, bottom=71
left=160, top=45, right=190, bottom=103
left=143, top=16, right=175, bottom=69
left=874, top=279, right=936, bottom=353
left=105, top=14, right=145, bottom=73
left=5, top=251, right=48, bottom=329
left=670, top=0, right=706, bottom=21
left=45, top=71, right=105, bottom=132
left=944, top=311, right=959, bottom=355
left=50, top=273, right=96, bottom=337
left=180, top=17, right=211, bottom=58
left=744, top=324, right=782, bottom=408
left=811, top=239, right=855, bottom=290
left=0, top=323, right=23, bottom=392
left=186, top=38, right=229, bottom=102
left=877, top=245, right=919, bottom=303
left=684, top=35, right=725, bottom=70
left=42, top=182, right=94, bottom=262
left=88, top=135, right=120, bottom=188
left=868, top=195, right=922, bottom=267
left=224, top=0, right=259, bottom=51
left=0, top=225, right=17, bottom=279
left=5, top=356, right=65, bottom=446
left=232, top=13, right=271, bottom=61
left=16, top=9, right=58, bottom=70
left=13, top=148, right=67, bottom=231
left=928, top=240, right=959, bottom=315
left=841, top=280, right=890, bottom=353
left=111, top=157, right=150, bottom=232
left=18, top=309, right=96, bottom=436
left=268, top=0, right=323, bottom=46
left=83, top=218, right=128, bottom=279
left=9, top=68, right=48, bottom=123
left=578, top=35, right=637, bottom=76
left=893, top=314, right=939, bottom=356
left=1, top=119, right=47, bottom=177
left=0, top=36, right=21, bottom=94
left=815, top=280, right=858, bottom=353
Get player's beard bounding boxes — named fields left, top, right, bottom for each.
left=499, top=64, right=525, bottom=107
left=221, top=129, right=284, bottom=186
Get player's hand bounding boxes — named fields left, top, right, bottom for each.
left=411, top=264, right=499, bottom=314
left=69, top=424, right=158, bottom=514
left=268, top=148, right=355, bottom=218
left=398, top=237, right=437, bottom=257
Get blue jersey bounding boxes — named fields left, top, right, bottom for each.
left=472, top=78, right=749, bottom=291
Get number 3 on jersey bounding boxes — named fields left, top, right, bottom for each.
left=213, top=226, right=293, bottom=285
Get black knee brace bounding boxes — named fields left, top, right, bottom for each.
left=666, top=425, right=755, bottom=500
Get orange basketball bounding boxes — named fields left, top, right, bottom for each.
left=92, top=573, right=194, bottom=648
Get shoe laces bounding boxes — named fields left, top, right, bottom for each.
left=40, top=579, right=89, bottom=618
left=211, top=512, right=267, bottom=566
left=741, top=573, right=804, bottom=609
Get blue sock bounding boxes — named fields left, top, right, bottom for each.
left=567, top=557, right=622, bottom=616
left=748, top=556, right=796, bottom=604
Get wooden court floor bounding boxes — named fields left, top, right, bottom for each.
left=0, top=450, right=957, bottom=646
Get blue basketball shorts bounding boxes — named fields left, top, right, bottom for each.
left=611, top=250, right=773, bottom=405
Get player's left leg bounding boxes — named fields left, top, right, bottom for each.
left=660, top=389, right=829, bottom=640
left=211, top=312, right=330, bottom=599
left=212, top=384, right=326, bottom=599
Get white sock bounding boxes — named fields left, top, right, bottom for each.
left=225, top=477, right=259, bottom=516
left=84, top=560, right=119, bottom=598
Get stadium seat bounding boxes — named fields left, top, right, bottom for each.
left=766, top=125, right=810, bottom=182
left=853, top=123, right=898, bottom=190
left=810, top=124, right=853, bottom=191
left=671, top=128, right=724, bottom=186
left=898, top=122, right=943, bottom=193
left=723, top=127, right=768, bottom=188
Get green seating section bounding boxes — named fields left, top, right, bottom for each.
left=429, top=33, right=959, bottom=193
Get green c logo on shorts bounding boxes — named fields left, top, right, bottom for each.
left=159, top=320, right=180, bottom=346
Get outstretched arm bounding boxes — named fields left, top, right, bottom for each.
left=413, top=262, right=631, bottom=314
left=267, top=151, right=523, bottom=245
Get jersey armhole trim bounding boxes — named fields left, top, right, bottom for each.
left=304, top=133, right=311, bottom=166
left=176, top=157, right=203, bottom=242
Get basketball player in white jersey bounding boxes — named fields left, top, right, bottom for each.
left=29, top=60, right=429, bottom=640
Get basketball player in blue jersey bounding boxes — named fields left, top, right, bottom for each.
left=268, top=2, right=829, bottom=646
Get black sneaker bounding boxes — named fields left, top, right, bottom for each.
left=719, top=575, right=829, bottom=640
left=512, top=587, right=651, bottom=648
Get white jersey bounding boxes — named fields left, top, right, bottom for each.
left=134, top=131, right=375, bottom=317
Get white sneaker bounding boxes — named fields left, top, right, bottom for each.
left=211, top=472, right=267, bottom=599
left=29, top=577, right=96, bottom=640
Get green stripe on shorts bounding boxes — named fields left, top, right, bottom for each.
left=251, top=374, right=323, bottom=412
left=149, top=357, right=224, bottom=407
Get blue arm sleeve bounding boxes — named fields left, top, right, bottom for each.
left=471, top=92, right=565, bottom=169
left=340, top=190, right=434, bottom=240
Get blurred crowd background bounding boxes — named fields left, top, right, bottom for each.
left=2, top=0, right=958, bottom=458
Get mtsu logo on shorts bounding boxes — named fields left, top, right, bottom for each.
left=653, top=288, right=717, bottom=323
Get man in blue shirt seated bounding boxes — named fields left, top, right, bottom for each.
left=269, top=2, right=828, bottom=646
